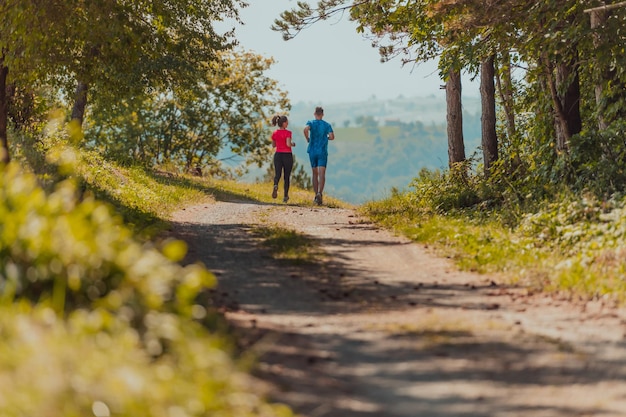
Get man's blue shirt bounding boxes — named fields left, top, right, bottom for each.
left=306, top=119, right=333, bottom=156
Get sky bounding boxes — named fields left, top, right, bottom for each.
left=223, top=0, right=479, bottom=105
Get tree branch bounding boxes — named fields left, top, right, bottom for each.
left=273, top=0, right=370, bottom=41
left=584, top=1, right=626, bottom=14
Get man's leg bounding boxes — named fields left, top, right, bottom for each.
left=316, top=166, right=326, bottom=205
left=311, top=167, right=319, bottom=194
left=317, top=166, right=326, bottom=193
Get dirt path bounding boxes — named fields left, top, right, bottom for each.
left=172, top=198, right=626, bottom=417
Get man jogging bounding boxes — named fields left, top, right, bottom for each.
left=304, top=106, right=335, bottom=205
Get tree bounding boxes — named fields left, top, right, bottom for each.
left=446, top=68, right=465, bottom=166
left=274, top=0, right=467, bottom=166
left=480, top=55, right=498, bottom=175
left=0, top=0, right=244, bottom=161
left=86, top=50, right=289, bottom=176
left=60, top=0, right=244, bottom=129
left=276, top=0, right=626, bottom=196
left=585, top=2, right=626, bottom=130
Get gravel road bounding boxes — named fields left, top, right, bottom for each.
left=172, top=198, right=626, bottom=417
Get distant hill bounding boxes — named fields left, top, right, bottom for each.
left=255, top=95, right=482, bottom=204
left=288, top=94, right=481, bottom=127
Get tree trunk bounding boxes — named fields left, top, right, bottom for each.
left=0, top=59, right=10, bottom=164
left=557, top=55, right=582, bottom=138
left=590, top=9, right=609, bottom=130
left=71, top=80, right=89, bottom=128
left=446, top=68, right=465, bottom=166
left=480, top=55, right=498, bottom=176
left=496, top=51, right=516, bottom=140
left=542, top=54, right=571, bottom=151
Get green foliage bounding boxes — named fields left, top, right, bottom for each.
left=17, top=117, right=209, bottom=236
left=564, top=122, right=626, bottom=196
left=0, top=162, right=212, bottom=318
left=364, top=172, right=626, bottom=303
left=0, top=122, right=294, bottom=415
left=0, top=0, right=244, bottom=109
left=408, top=163, right=481, bottom=213
left=86, top=50, right=289, bottom=176
left=0, top=304, right=293, bottom=417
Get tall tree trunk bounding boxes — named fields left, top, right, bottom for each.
left=0, top=59, right=10, bottom=164
left=496, top=51, right=516, bottom=140
left=446, top=68, right=465, bottom=166
left=71, top=80, right=89, bottom=128
left=590, top=9, right=609, bottom=130
left=542, top=54, right=571, bottom=151
left=480, top=55, right=498, bottom=176
left=557, top=55, right=582, bottom=138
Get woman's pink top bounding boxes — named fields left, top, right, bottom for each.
left=272, top=129, right=292, bottom=153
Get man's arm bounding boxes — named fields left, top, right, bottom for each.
left=328, top=131, right=335, bottom=141
left=303, top=125, right=310, bottom=142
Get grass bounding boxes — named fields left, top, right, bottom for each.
left=362, top=191, right=626, bottom=304
left=251, top=224, right=325, bottom=265
left=46, top=144, right=350, bottom=239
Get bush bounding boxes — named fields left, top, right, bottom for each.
left=566, top=122, right=626, bottom=196
left=0, top=163, right=210, bottom=319
left=408, top=163, right=481, bottom=213
left=0, top=304, right=292, bottom=417
left=0, top=162, right=293, bottom=417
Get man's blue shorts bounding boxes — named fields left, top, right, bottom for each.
left=309, top=153, right=328, bottom=168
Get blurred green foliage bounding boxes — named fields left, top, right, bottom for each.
left=0, top=304, right=292, bottom=417
left=0, top=119, right=294, bottom=415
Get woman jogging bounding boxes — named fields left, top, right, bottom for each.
left=270, top=115, right=295, bottom=203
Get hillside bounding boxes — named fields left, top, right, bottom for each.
left=289, top=94, right=482, bottom=126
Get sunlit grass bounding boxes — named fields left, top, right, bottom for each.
left=361, top=196, right=540, bottom=275
left=251, top=224, right=324, bottom=265
left=66, top=147, right=350, bottom=237
left=362, top=191, right=626, bottom=303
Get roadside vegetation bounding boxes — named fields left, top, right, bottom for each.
left=363, top=166, right=626, bottom=305
left=0, top=121, right=297, bottom=416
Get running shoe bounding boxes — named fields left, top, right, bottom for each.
left=316, top=192, right=323, bottom=205
left=283, top=196, right=289, bottom=203
left=272, top=185, right=278, bottom=199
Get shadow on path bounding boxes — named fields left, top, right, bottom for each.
left=171, top=205, right=626, bottom=417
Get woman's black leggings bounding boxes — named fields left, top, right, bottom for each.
left=273, top=152, right=294, bottom=196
